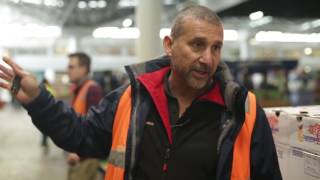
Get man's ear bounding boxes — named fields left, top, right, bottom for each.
left=163, top=36, right=173, bottom=56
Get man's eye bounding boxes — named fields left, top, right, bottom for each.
left=212, top=45, right=222, bottom=51
left=192, top=42, right=204, bottom=49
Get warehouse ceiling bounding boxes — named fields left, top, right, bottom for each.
left=219, top=0, right=320, bottom=34
left=1, top=0, right=319, bottom=59
left=218, top=0, right=320, bottom=18
left=0, top=0, right=319, bottom=32
left=1, top=0, right=187, bottom=27
left=2, top=0, right=131, bottom=27
left=2, top=0, right=318, bottom=26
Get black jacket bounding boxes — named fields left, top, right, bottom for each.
left=25, top=56, right=282, bottom=180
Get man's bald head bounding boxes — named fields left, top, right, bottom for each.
left=170, top=5, right=222, bottom=40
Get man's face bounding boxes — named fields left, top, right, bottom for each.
left=165, top=17, right=223, bottom=90
left=67, top=57, right=87, bottom=83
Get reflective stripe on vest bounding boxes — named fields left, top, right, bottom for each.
left=105, top=86, right=132, bottom=180
left=231, top=91, right=256, bottom=180
left=72, top=80, right=96, bottom=115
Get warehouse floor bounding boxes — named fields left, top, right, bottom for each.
left=0, top=105, right=67, bottom=180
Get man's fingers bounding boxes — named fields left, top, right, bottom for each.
left=0, top=72, right=11, bottom=82
left=0, top=81, right=10, bottom=90
left=0, top=64, right=14, bottom=79
left=2, top=57, right=26, bottom=78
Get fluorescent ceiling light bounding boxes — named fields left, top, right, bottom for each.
left=311, top=19, right=320, bottom=27
left=88, top=1, right=98, bottom=8
left=304, top=48, right=312, bottom=55
left=301, top=23, right=311, bottom=31
left=119, top=0, right=138, bottom=7
left=249, top=16, right=272, bottom=28
left=93, top=27, right=140, bottom=39
left=255, top=31, right=320, bottom=43
left=249, top=11, right=264, bottom=21
left=301, top=19, right=320, bottom=30
left=0, top=23, right=61, bottom=38
left=122, top=18, right=133, bottom=27
left=21, top=0, right=42, bottom=5
left=78, top=1, right=87, bottom=9
left=98, top=0, right=107, bottom=8
left=44, top=0, right=64, bottom=7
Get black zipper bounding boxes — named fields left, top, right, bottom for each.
left=161, top=147, right=171, bottom=180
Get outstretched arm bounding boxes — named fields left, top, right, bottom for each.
left=25, top=87, right=117, bottom=158
left=0, top=57, right=120, bottom=159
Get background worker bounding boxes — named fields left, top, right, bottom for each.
left=66, top=52, right=103, bottom=180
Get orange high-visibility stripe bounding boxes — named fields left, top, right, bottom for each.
left=105, top=86, right=132, bottom=180
left=106, top=163, right=125, bottom=180
left=73, top=80, right=96, bottom=115
left=231, top=91, right=256, bottom=180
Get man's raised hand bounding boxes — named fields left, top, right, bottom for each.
left=0, top=57, right=41, bottom=104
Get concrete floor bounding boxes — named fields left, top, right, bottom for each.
left=0, top=105, right=68, bottom=180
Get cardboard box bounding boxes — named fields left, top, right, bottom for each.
left=287, top=146, right=320, bottom=180
left=264, top=109, right=295, bottom=145
left=288, top=114, right=320, bottom=152
left=264, top=106, right=320, bottom=180
left=275, top=142, right=290, bottom=180
left=265, top=106, right=320, bottom=150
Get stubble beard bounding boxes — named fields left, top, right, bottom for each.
left=175, top=65, right=212, bottom=91
left=185, top=71, right=212, bottom=90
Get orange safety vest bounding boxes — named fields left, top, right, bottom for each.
left=231, top=91, right=256, bottom=180
left=105, top=86, right=256, bottom=180
left=72, top=80, right=97, bottom=115
left=105, top=86, right=132, bottom=180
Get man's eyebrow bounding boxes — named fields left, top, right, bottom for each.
left=189, top=37, right=223, bottom=44
left=190, top=37, right=207, bottom=42
left=188, top=37, right=208, bottom=46
left=215, top=41, right=223, bottom=46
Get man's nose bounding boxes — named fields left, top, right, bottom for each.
left=199, top=48, right=212, bottom=65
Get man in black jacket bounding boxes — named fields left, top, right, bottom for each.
left=0, top=5, right=282, bottom=180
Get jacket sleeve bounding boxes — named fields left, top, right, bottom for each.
left=24, top=85, right=127, bottom=159
left=250, top=105, right=283, bottom=180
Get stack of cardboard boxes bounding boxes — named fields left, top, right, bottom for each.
left=264, top=106, right=320, bottom=180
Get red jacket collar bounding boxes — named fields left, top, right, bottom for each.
left=137, top=67, right=225, bottom=144
left=138, top=67, right=225, bottom=106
